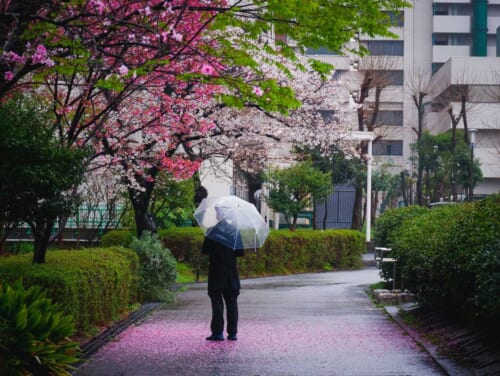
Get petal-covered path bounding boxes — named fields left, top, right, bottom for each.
left=75, top=268, right=445, bottom=376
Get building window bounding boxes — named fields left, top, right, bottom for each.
left=332, top=70, right=345, bottom=80
left=365, top=41, right=404, bottom=56
left=376, top=111, right=403, bottom=126
left=432, top=33, right=470, bottom=46
left=373, top=140, right=403, bottom=156
left=433, top=4, right=449, bottom=15
left=372, top=70, right=404, bottom=86
left=383, top=11, right=404, bottom=27
left=305, top=47, right=339, bottom=55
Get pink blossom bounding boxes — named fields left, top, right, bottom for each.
left=171, top=31, right=183, bottom=42
left=252, top=86, right=264, bottom=96
left=201, top=64, right=215, bottom=76
left=88, top=0, right=105, bottom=15
left=44, top=58, right=55, bottom=67
left=3, top=51, right=25, bottom=64
left=4, top=71, right=14, bottom=81
left=32, top=44, right=48, bottom=64
left=118, top=65, right=129, bottom=76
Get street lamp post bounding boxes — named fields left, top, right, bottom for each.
left=468, top=128, right=477, bottom=202
left=349, top=131, right=375, bottom=247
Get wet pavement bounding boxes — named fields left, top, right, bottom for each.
left=75, top=267, right=446, bottom=376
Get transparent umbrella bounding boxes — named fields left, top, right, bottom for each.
left=194, top=195, right=270, bottom=250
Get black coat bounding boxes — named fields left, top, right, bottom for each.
left=202, top=220, right=244, bottom=291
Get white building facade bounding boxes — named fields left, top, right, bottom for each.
left=309, top=0, right=500, bottom=197
left=201, top=0, right=500, bottom=206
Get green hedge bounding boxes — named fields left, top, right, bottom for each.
left=0, top=247, right=139, bottom=334
left=375, top=195, right=500, bottom=331
left=102, top=228, right=365, bottom=277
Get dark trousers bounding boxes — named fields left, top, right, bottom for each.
left=208, top=289, right=239, bottom=336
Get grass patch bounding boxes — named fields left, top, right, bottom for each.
left=369, top=281, right=389, bottom=291
left=176, top=262, right=197, bottom=284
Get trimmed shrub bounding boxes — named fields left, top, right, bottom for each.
left=380, top=195, right=500, bottom=332
left=160, top=228, right=364, bottom=277
left=374, top=205, right=428, bottom=249
left=0, top=280, right=80, bottom=375
left=392, top=203, right=465, bottom=305
left=129, top=232, right=177, bottom=302
left=448, top=194, right=500, bottom=324
left=0, top=247, right=139, bottom=334
left=102, top=228, right=366, bottom=277
left=100, top=229, right=134, bottom=247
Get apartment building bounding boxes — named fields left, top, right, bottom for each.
left=308, top=0, right=500, bottom=197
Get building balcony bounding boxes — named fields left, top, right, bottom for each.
left=433, top=16, right=470, bottom=33
left=488, top=17, right=500, bottom=34
left=432, top=0, right=469, bottom=3
left=432, top=45, right=470, bottom=63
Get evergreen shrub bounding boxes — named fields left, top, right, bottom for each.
left=102, top=228, right=365, bottom=277
left=129, top=232, right=177, bottom=302
left=376, top=195, right=500, bottom=332
left=0, top=247, right=139, bottom=334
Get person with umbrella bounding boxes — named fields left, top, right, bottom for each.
left=202, top=204, right=244, bottom=341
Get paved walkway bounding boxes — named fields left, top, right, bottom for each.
left=75, top=267, right=447, bottom=376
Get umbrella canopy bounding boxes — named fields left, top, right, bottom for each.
left=194, top=195, right=270, bottom=250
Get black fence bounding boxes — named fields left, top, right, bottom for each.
left=315, top=184, right=355, bottom=229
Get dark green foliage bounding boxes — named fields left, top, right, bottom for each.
left=0, top=247, right=139, bottom=334
left=264, top=161, right=334, bottom=231
left=0, top=280, right=80, bottom=375
left=129, top=232, right=177, bottom=302
left=0, top=94, right=90, bottom=263
left=373, top=205, right=429, bottom=249
left=100, top=229, right=134, bottom=247
left=236, top=230, right=365, bottom=276
left=376, top=196, right=500, bottom=332
left=103, top=228, right=365, bottom=277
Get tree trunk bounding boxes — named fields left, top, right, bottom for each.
left=351, top=186, right=363, bottom=231
left=413, top=93, right=426, bottom=206
left=290, top=215, right=298, bottom=232
left=322, top=200, right=328, bottom=230
left=31, top=216, right=56, bottom=264
left=129, top=180, right=157, bottom=238
left=312, top=198, right=317, bottom=230
left=416, top=163, right=424, bottom=205
left=371, top=189, right=378, bottom=226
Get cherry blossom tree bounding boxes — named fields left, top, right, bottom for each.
left=0, top=0, right=410, bottom=258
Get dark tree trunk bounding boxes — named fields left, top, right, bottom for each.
left=351, top=186, right=363, bottom=231
left=128, top=176, right=157, bottom=238
left=31, top=216, right=56, bottom=264
left=322, top=200, right=328, bottom=230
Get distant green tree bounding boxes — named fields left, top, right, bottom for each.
left=264, top=160, right=333, bottom=231
left=0, top=95, right=88, bottom=263
left=412, top=130, right=482, bottom=204
left=149, top=173, right=196, bottom=229
left=296, top=145, right=359, bottom=229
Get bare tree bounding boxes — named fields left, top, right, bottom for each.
left=407, top=68, right=437, bottom=205
left=434, top=70, right=479, bottom=201
left=350, top=56, right=398, bottom=230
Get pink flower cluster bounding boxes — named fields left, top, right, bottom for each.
left=31, top=45, right=55, bottom=67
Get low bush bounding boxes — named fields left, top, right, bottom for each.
left=0, top=280, right=80, bottom=375
left=376, top=195, right=500, bottom=332
left=100, top=229, right=134, bottom=248
left=374, top=205, right=428, bottom=249
left=0, top=247, right=139, bottom=335
left=129, top=232, right=177, bottom=302
left=103, top=228, right=365, bottom=277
